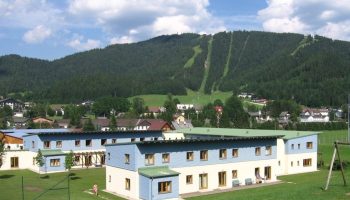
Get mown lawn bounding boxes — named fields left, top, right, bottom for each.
left=0, top=168, right=123, bottom=200
left=130, top=89, right=232, bottom=107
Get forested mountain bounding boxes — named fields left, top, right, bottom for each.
left=0, top=31, right=350, bottom=106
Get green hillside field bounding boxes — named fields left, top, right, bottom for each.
left=130, top=90, right=232, bottom=107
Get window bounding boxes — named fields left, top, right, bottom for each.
left=158, top=181, right=171, bottom=193
left=74, top=156, right=80, bottom=163
left=145, top=154, right=154, bottom=165
left=85, top=140, right=92, bottom=147
left=56, top=141, right=62, bottom=148
left=32, top=157, right=35, bottom=165
left=219, top=149, right=227, bottom=159
left=232, top=149, right=238, bottom=157
left=112, top=139, right=117, bottom=144
left=291, top=144, right=294, bottom=150
left=162, top=153, right=170, bottom=163
left=232, top=170, right=238, bottom=178
left=255, top=147, right=261, bottom=156
left=218, top=172, right=227, bottom=187
left=303, top=158, right=312, bottom=167
left=297, top=161, right=300, bottom=166
left=200, top=150, right=208, bottom=161
left=291, top=161, right=294, bottom=167
left=306, top=142, right=313, bottom=149
left=278, top=160, right=281, bottom=166
left=140, top=138, right=145, bottom=141
left=298, top=144, right=300, bottom=149
left=265, top=146, right=272, bottom=155
left=32, top=141, right=35, bottom=148
left=43, top=141, right=50, bottom=149
left=186, top=175, right=193, bottom=184
left=125, top=154, right=130, bottom=164
left=186, top=152, right=194, bottom=161
left=108, top=153, right=111, bottom=160
left=199, top=173, right=208, bottom=189
left=75, top=140, right=80, bottom=147
left=125, top=178, right=130, bottom=190
left=50, top=159, right=60, bottom=167
left=108, top=175, right=111, bottom=182
left=131, top=138, right=136, bottom=142
left=101, top=139, right=107, bottom=145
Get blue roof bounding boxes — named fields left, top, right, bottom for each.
left=1, top=128, right=71, bottom=138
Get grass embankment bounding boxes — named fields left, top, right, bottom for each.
left=130, top=89, right=232, bottom=107
left=0, top=168, right=123, bottom=200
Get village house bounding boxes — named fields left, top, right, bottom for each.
left=172, top=114, right=193, bottom=130
left=300, top=108, right=329, bottom=123
left=0, top=98, right=24, bottom=111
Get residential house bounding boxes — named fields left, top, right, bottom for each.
left=0, top=98, right=24, bottom=111
left=55, top=119, right=70, bottom=129
left=176, top=104, right=194, bottom=111
left=32, top=117, right=54, bottom=128
left=238, top=92, right=254, bottom=99
left=300, top=108, right=329, bottom=123
left=0, top=132, right=23, bottom=150
left=172, top=114, right=193, bottom=130
left=279, top=111, right=290, bottom=124
left=144, top=106, right=165, bottom=117
left=117, top=119, right=172, bottom=132
left=12, top=117, right=29, bottom=128
left=50, top=105, right=65, bottom=116
left=18, top=130, right=164, bottom=173
left=105, top=128, right=318, bottom=199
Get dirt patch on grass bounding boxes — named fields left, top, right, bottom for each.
left=25, top=186, right=43, bottom=192
left=346, top=193, right=350, bottom=196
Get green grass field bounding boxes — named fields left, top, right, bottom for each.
left=0, top=168, right=122, bottom=200
left=1, top=130, right=350, bottom=200
left=130, top=89, right=233, bottom=107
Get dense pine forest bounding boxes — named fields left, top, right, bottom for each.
left=0, top=31, right=350, bottom=107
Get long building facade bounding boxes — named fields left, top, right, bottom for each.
left=105, top=128, right=318, bottom=200
left=1, top=130, right=163, bottom=173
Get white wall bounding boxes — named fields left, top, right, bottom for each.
left=1, top=151, right=37, bottom=171
left=284, top=152, right=317, bottom=175
left=276, top=138, right=286, bottom=176
left=173, top=159, right=278, bottom=195
left=163, top=132, right=185, bottom=140
left=106, top=166, right=139, bottom=200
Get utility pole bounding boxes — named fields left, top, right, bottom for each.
left=348, top=94, right=350, bottom=142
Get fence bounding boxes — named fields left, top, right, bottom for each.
left=2, top=174, right=71, bottom=200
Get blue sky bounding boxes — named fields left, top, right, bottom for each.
left=0, top=0, right=349, bottom=60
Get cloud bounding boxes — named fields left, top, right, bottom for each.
left=110, top=36, right=134, bottom=44
left=258, top=0, right=350, bottom=41
left=23, top=25, right=52, bottom=43
left=67, top=0, right=226, bottom=41
left=0, top=0, right=64, bottom=29
left=67, top=37, right=101, bottom=51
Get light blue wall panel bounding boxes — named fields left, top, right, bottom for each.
left=285, top=135, right=318, bottom=154
left=139, top=175, right=151, bottom=200
left=41, top=155, right=66, bottom=172
left=151, top=176, right=179, bottom=200
left=134, top=139, right=276, bottom=169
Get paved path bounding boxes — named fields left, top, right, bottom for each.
left=180, top=180, right=283, bottom=199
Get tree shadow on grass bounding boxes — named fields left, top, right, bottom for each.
left=70, top=176, right=81, bottom=180
left=40, top=175, right=50, bottom=179
left=0, top=174, right=15, bottom=179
